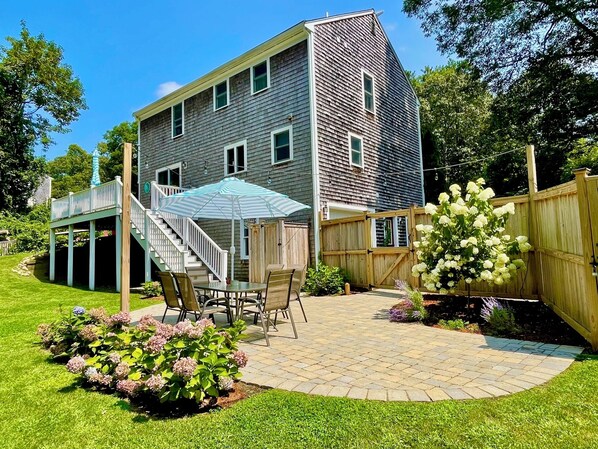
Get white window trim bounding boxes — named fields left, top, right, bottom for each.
left=155, top=162, right=183, bottom=187
left=223, top=139, right=248, bottom=176
left=348, top=132, right=364, bottom=169
left=250, top=58, right=270, bottom=95
left=213, top=79, right=230, bottom=111
left=361, top=69, right=376, bottom=114
left=171, top=102, right=185, bottom=138
left=270, top=125, right=294, bottom=165
left=239, top=220, right=249, bottom=260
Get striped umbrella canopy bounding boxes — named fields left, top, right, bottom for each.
left=158, top=177, right=310, bottom=279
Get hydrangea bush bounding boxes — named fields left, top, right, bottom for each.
left=38, top=307, right=248, bottom=406
left=412, top=179, right=532, bottom=294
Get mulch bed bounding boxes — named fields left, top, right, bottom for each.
left=417, top=294, right=588, bottom=348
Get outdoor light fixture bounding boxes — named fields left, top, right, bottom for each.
left=203, top=160, right=208, bottom=175
left=182, top=161, right=188, bottom=169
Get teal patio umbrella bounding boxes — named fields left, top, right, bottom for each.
left=158, top=177, right=310, bottom=280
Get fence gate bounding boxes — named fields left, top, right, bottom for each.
left=249, top=221, right=310, bottom=283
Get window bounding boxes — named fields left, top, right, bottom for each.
left=224, top=140, right=247, bottom=175
left=348, top=132, right=363, bottom=168
left=373, top=216, right=409, bottom=248
left=271, top=126, right=293, bottom=165
left=156, top=163, right=181, bottom=187
left=214, top=79, right=229, bottom=110
left=240, top=220, right=250, bottom=260
left=362, top=70, right=375, bottom=113
left=251, top=60, right=270, bottom=94
left=172, top=102, right=184, bottom=137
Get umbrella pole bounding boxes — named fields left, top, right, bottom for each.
left=230, top=214, right=235, bottom=281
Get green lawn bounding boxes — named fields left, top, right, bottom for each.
left=1, top=253, right=597, bottom=449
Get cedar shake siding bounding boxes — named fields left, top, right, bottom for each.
left=139, top=41, right=313, bottom=280
left=312, top=14, right=423, bottom=212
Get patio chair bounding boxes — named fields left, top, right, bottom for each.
left=245, top=269, right=297, bottom=346
left=173, top=272, right=231, bottom=324
left=244, top=263, right=286, bottom=309
left=286, top=264, right=308, bottom=322
left=186, top=266, right=220, bottom=305
left=156, top=271, right=184, bottom=323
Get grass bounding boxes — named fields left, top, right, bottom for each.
left=1, top=253, right=597, bottom=448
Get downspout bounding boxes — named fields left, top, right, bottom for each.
left=306, top=26, right=321, bottom=267
left=137, top=120, right=141, bottom=199
left=416, top=99, right=425, bottom=205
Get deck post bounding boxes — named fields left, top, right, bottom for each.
left=89, top=220, right=96, bottom=291
left=49, top=228, right=56, bottom=282
left=120, top=143, right=132, bottom=313
left=68, top=192, right=74, bottom=217
left=144, top=210, right=151, bottom=282
left=115, top=215, right=122, bottom=293
left=67, top=224, right=74, bottom=287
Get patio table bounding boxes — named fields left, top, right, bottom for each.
left=193, top=281, right=266, bottom=320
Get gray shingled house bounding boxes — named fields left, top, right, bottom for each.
left=133, top=9, right=424, bottom=281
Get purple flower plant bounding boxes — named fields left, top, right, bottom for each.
left=389, top=308, right=408, bottom=322
left=66, top=356, right=86, bottom=374
left=114, top=362, right=131, bottom=380
left=73, top=306, right=86, bottom=316
left=144, top=335, right=167, bottom=353
left=172, top=357, right=197, bottom=380
left=481, top=297, right=504, bottom=323
left=108, top=311, right=131, bottom=327
left=116, top=379, right=141, bottom=397
left=145, top=375, right=166, bottom=393
left=78, top=324, right=98, bottom=342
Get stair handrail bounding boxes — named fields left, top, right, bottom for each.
left=151, top=182, right=228, bottom=281
left=130, top=192, right=186, bottom=272
left=183, top=217, right=228, bottom=281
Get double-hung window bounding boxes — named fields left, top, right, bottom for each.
left=224, top=140, right=247, bottom=175
left=271, top=126, right=293, bottom=165
left=240, top=220, right=250, bottom=260
left=172, top=102, right=184, bottom=137
left=362, top=70, right=375, bottom=113
left=251, top=60, right=270, bottom=94
left=348, top=132, right=364, bottom=168
left=156, top=163, right=182, bottom=187
left=214, top=79, right=229, bottom=110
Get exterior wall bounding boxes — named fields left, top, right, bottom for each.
left=139, top=41, right=313, bottom=280
left=312, top=14, right=423, bottom=213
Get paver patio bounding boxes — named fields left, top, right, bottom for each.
left=131, top=289, right=583, bottom=402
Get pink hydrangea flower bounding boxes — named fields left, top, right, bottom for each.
left=155, top=323, right=174, bottom=339
left=137, top=315, right=160, bottom=331
left=144, top=335, right=167, bottom=353
left=145, top=375, right=166, bottom=393
left=116, top=379, right=141, bottom=397
left=172, top=357, right=197, bottom=380
left=66, top=356, right=86, bottom=374
left=108, top=311, right=131, bottom=327
left=114, top=362, right=130, bottom=379
left=78, top=324, right=98, bottom=342
left=173, top=320, right=193, bottom=336
left=231, top=350, right=248, bottom=368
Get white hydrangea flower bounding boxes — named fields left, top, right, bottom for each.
left=516, top=235, right=528, bottom=244
left=449, top=184, right=461, bottom=195
left=477, top=178, right=486, bottom=185
left=424, top=203, right=438, bottom=215
left=504, top=202, right=515, bottom=214
left=478, top=187, right=495, bottom=201
left=439, top=215, right=450, bottom=225
left=466, top=181, right=480, bottom=194
left=483, top=260, right=493, bottom=269
left=438, top=192, right=450, bottom=203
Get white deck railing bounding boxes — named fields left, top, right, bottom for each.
left=51, top=178, right=227, bottom=280
left=51, top=179, right=120, bottom=220
left=151, top=182, right=228, bottom=282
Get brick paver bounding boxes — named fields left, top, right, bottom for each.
left=131, top=289, right=582, bottom=402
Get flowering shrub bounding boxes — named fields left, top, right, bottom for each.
left=481, top=297, right=519, bottom=335
left=390, top=280, right=427, bottom=322
left=412, top=178, right=532, bottom=293
left=38, top=307, right=248, bottom=406
left=141, top=281, right=162, bottom=298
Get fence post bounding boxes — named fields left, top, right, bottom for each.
left=364, top=213, right=374, bottom=289
left=574, top=168, right=598, bottom=350
left=526, top=144, right=542, bottom=298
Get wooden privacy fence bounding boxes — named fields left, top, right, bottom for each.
left=248, top=220, right=310, bottom=283
left=320, top=169, right=598, bottom=349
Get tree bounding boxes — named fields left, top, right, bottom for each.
left=0, top=22, right=86, bottom=147
left=403, top=1, right=598, bottom=191
left=97, top=121, right=138, bottom=192
left=410, top=61, right=494, bottom=201
left=0, top=68, right=44, bottom=212
left=47, top=144, right=92, bottom=198
left=562, top=139, right=598, bottom=181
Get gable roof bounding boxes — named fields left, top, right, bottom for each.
left=133, top=9, right=417, bottom=122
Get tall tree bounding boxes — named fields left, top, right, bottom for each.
left=97, top=121, right=138, bottom=193
left=410, top=61, right=493, bottom=201
left=47, top=144, right=92, bottom=199
left=404, top=0, right=598, bottom=190
left=0, top=69, right=44, bottom=211
left=0, top=23, right=86, bottom=147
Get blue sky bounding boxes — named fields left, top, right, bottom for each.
left=1, top=1, right=447, bottom=161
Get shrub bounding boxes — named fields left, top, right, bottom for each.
left=142, top=281, right=162, bottom=297
left=412, top=178, right=532, bottom=293
left=303, top=263, right=347, bottom=296
left=0, top=204, right=51, bottom=253
left=38, top=307, right=248, bottom=405
left=390, top=280, right=427, bottom=322
left=438, top=319, right=467, bottom=330
left=481, top=297, right=519, bottom=335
